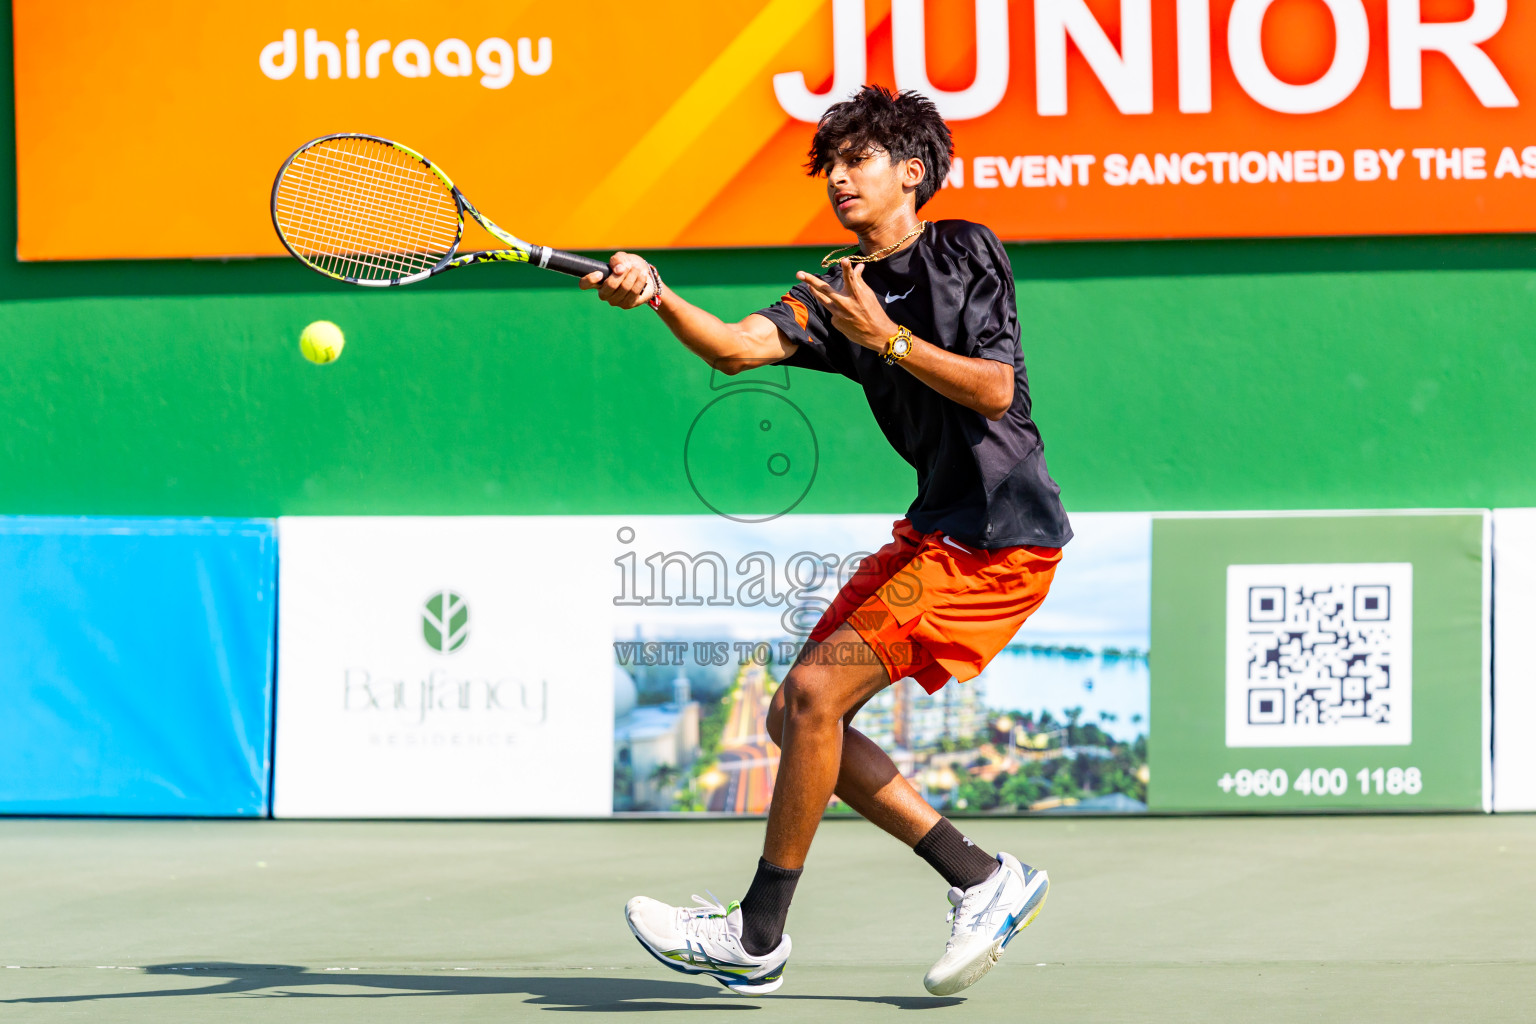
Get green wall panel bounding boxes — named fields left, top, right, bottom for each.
left=2, top=266, right=1534, bottom=517
left=1150, top=514, right=1487, bottom=813
left=1030, top=268, right=1536, bottom=513
left=0, top=288, right=911, bottom=516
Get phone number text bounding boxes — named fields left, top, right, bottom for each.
left=1216, top=767, right=1423, bottom=797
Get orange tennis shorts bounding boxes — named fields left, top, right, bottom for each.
left=808, top=519, right=1061, bottom=694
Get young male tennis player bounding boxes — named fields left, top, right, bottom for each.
left=581, top=85, right=1071, bottom=996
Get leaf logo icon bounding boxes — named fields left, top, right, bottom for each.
left=422, top=590, right=469, bottom=654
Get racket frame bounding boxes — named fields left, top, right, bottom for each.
left=271, top=132, right=592, bottom=287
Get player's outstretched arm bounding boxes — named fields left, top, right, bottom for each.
left=581, top=252, right=795, bottom=375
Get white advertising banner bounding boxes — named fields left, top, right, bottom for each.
left=272, top=512, right=1153, bottom=819
left=1493, top=509, right=1536, bottom=812
left=273, top=517, right=614, bottom=818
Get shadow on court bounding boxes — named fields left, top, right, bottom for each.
left=1, top=963, right=964, bottom=1012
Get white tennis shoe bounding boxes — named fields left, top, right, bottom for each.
left=625, top=893, right=791, bottom=996
left=923, top=852, right=1049, bottom=995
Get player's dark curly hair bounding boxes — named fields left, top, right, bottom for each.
left=807, top=85, right=954, bottom=210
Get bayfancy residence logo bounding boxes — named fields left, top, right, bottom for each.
left=422, top=590, right=470, bottom=654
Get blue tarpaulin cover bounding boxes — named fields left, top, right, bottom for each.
left=0, top=517, right=276, bottom=816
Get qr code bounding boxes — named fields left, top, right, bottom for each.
left=1225, top=563, right=1413, bottom=748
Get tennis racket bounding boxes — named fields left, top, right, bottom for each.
left=271, top=133, right=610, bottom=287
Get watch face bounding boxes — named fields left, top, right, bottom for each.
left=893, top=337, right=911, bottom=357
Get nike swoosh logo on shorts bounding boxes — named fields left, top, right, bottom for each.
left=884, top=286, right=914, bottom=304
left=942, top=535, right=973, bottom=554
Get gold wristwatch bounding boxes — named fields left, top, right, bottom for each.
left=883, top=325, right=913, bottom=365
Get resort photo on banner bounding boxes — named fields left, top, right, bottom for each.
left=611, top=513, right=1150, bottom=816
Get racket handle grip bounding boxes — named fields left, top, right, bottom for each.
left=538, top=247, right=612, bottom=279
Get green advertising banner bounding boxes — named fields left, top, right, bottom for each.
left=1150, top=513, right=1489, bottom=813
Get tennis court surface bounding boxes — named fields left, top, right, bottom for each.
left=3, top=815, right=1532, bottom=1022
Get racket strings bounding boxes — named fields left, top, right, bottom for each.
left=280, top=144, right=454, bottom=280
left=274, top=137, right=461, bottom=282
left=282, top=143, right=454, bottom=280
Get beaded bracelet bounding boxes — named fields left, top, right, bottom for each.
left=646, top=264, right=664, bottom=311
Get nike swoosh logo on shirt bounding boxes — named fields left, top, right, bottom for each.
left=884, top=286, right=914, bottom=304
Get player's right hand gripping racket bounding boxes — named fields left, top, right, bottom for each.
left=271, top=133, right=610, bottom=287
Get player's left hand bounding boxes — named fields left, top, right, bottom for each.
left=581, top=251, right=656, bottom=309
left=797, top=260, right=898, bottom=352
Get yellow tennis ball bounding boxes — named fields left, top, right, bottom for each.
left=299, top=321, right=345, bottom=364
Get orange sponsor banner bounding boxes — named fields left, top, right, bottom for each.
left=13, top=0, right=1536, bottom=260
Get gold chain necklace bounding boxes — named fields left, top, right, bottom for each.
left=820, top=221, right=927, bottom=269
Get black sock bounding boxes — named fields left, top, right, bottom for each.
left=739, top=857, right=801, bottom=956
left=913, top=818, right=999, bottom=891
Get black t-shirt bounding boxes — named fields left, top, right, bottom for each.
left=756, top=219, right=1072, bottom=550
